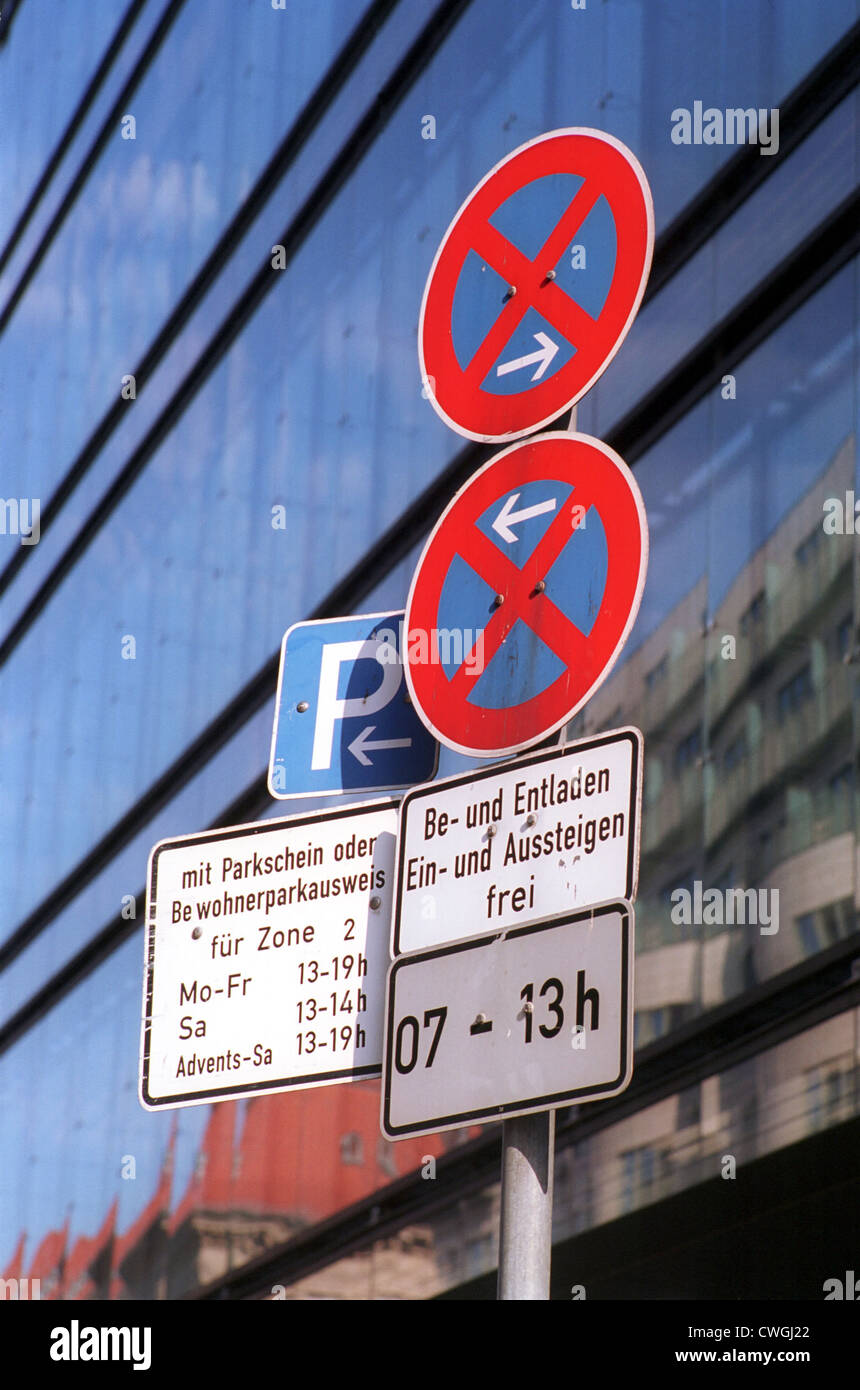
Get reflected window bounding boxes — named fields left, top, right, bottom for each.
left=376, top=1139, right=398, bottom=1179
left=723, top=733, right=747, bottom=772
left=828, top=763, right=853, bottom=799
left=795, top=527, right=823, bottom=566
left=806, top=1061, right=855, bottom=1133
left=620, top=1146, right=659, bottom=1214
left=674, top=727, right=702, bottom=773
left=777, top=665, right=812, bottom=721
left=740, top=590, right=766, bottom=635
left=340, top=1133, right=363, bottom=1166
left=677, top=1085, right=701, bottom=1130
left=634, top=1005, right=692, bottom=1047
left=661, top=870, right=698, bottom=940
left=646, top=656, right=668, bottom=691
left=795, top=897, right=854, bottom=956
left=710, top=865, right=735, bottom=897
left=836, top=615, right=853, bottom=659
left=740, top=1094, right=759, bottom=1142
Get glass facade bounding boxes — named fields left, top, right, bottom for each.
left=1, top=0, right=858, bottom=1302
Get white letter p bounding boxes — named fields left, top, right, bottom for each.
left=311, top=639, right=402, bottom=770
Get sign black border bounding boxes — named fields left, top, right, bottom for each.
left=392, top=726, right=642, bottom=956
left=140, top=798, right=399, bottom=1110
left=382, top=899, right=633, bottom=1139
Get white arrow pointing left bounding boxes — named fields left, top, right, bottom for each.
left=492, top=493, right=557, bottom=544
left=348, top=725, right=413, bottom=766
left=496, top=331, right=559, bottom=381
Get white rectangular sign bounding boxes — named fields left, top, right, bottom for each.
left=392, top=727, right=642, bottom=955
left=382, top=902, right=634, bottom=1140
left=140, top=800, right=397, bottom=1109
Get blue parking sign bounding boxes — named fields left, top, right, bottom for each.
left=268, top=613, right=438, bottom=798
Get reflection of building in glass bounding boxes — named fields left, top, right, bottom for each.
left=555, top=435, right=859, bottom=1229
left=583, top=434, right=855, bottom=987
left=14, top=1084, right=457, bottom=1301
left=1, top=1, right=858, bottom=1302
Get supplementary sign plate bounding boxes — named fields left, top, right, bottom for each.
left=140, top=800, right=396, bottom=1108
left=393, top=727, right=641, bottom=955
left=382, top=901, right=634, bottom=1139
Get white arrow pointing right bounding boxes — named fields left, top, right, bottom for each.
left=496, top=331, right=559, bottom=381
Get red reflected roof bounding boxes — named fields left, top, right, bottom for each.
left=168, top=1103, right=237, bottom=1234
left=60, top=1198, right=117, bottom=1300
left=16, top=1084, right=482, bottom=1298
left=231, top=1080, right=450, bottom=1223
left=2, top=1233, right=26, bottom=1282
left=112, top=1119, right=176, bottom=1274
left=27, top=1213, right=70, bottom=1297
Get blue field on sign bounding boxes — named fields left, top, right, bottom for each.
left=435, top=484, right=608, bottom=710
left=269, top=613, right=437, bottom=798
left=450, top=170, right=618, bottom=398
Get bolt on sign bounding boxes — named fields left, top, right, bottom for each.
left=139, top=801, right=396, bottom=1109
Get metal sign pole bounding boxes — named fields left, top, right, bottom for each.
left=498, top=1109, right=555, bottom=1299
left=496, top=404, right=577, bottom=1300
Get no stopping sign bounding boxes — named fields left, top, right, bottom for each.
left=403, top=432, right=648, bottom=758
left=419, top=128, right=653, bottom=442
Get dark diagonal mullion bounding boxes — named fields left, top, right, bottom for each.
left=1, top=13, right=855, bottom=625
left=0, top=0, right=473, bottom=660
left=0, top=0, right=149, bottom=282
left=0, top=0, right=187, bottom=339
left=1, top=28, right=858, bottom=987
left=0, top=0, right=403, bottom=605
left=1, top=192, right=857, bottom=984
left=0, top=0, right=26, bottom=48
left=643, top=19, right=860, bottom=305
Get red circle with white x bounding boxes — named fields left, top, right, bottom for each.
left=404, top=433, right=648, bottom=757
left=419, top=128, right=653, bottom=443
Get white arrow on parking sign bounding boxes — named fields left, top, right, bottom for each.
left=348, top=725, right=413, bottom=766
